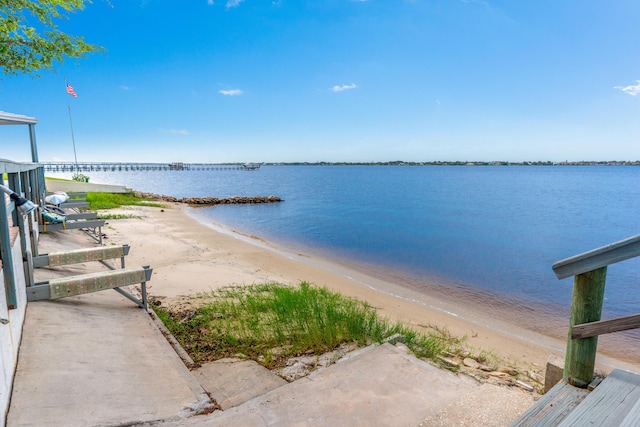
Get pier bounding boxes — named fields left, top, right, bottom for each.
left=42, top=162, right=261, bottom=172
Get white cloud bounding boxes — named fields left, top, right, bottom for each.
left=207, top=0, right=214, bottom=5
left=226, top=0, right=245, bottom=8
left=614, top=80, right=640, bottom=96
left=120, top=85, right=131, bottom=91
left=332, top=83, right=357, bottom=92
left=164, top=129, right=190, bottom=135
left=219, top=89, right=243, bottom=96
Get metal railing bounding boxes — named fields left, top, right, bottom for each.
left=552, top=234, right=640, bottom=387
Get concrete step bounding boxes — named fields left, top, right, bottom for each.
left=154, top=343, right=534, bottom=426
left=192, top=358, right=287, bottom=410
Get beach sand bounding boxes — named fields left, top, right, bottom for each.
left=103, top=203, right=640, bottom=374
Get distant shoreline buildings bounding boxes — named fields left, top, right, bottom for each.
left=265, top=160, right=640, bottom=166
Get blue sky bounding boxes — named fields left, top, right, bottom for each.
left=1, top=0, right=639, bottom=163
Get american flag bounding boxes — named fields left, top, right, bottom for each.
left=66, top=83, right=78, bottom=98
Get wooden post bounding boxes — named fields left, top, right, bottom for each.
left=564, top=266, right=607, bottom=387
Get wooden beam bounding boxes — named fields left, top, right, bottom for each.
left=50, top=245, right=128, bottom=266
left=572, top=313, right=640, bottom=339
left=27, top=265, right=151, bottom=310
left=28, top=266, right=152, bottom=300
left=39, top=219, right=105, bottom=233
left=66, top=212, right=97, bottom=220
left=564, top=267, right=607, bottom=388
left=59, top=201, right=89, bottom=209
left=33, top=244, right=129, bottom=268
left=552, top=234, right=640, bottom=280
left=49, top=266, right=150, bottom=299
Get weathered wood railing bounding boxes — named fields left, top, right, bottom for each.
left=552, top=234, right=640, bottom=387
left=1, top=159, right=47, bottom=306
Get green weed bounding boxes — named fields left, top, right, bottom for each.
left=86, top=192, right=165, bottom=210
left=152, top=282, right=471, bottom=370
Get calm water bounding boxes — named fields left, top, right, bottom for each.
left=51, top=165, right=640, bottom=323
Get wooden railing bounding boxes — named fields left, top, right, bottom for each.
left=552, top=234, right=640, bottom=387
left=1, top=160, right=46, bottom=309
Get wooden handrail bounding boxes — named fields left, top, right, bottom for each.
left=553, top=234, right=640, bottom=388
left=552, top=234, right=640, bottom=279
left=572, top=313, right=640, bottom=339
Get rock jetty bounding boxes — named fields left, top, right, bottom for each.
left=135, top=192, right=282, bottom=207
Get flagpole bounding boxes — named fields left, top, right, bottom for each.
left=65, top=77, right=79, bottom=173
left=67, top=103, right=79, bottom=171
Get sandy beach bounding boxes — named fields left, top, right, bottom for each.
left=102, top=203, right=640, bottom=374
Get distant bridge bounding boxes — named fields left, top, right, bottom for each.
left=42, top=162, right=261, bottom=172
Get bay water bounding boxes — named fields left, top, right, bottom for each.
left=50, top=165, right=640, bottom=354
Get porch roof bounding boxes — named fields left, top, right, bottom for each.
left=0, top=111, right=37, bottom=126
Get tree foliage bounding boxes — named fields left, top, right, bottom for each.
left=0, top=0, right=104, bottom=77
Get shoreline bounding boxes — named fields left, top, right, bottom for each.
left=188, top=206, right=640, bottom=369
left=105, top=203, right=640, bottom=374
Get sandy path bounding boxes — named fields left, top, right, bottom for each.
left=102, top=203, right=640, bottom=374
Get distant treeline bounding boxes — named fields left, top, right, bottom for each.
left=262, top=160, right=640, bottom=166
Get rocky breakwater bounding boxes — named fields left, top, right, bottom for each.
left=135, top=192, right=283, bottom=207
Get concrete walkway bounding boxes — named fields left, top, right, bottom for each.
left=7, top=292, right=211, bottom=426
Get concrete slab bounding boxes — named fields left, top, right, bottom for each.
left=7, top=291, right=212, bottom=426
left=158, top=343, right=480, bottom=426
left=193, top=358, right=288, bottom=409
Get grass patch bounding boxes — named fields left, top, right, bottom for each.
left=152, top=282, right=479, bottom=370
left=44, top=176, right=73, bottom=182
left=86, top=192, right=165, bottom=210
